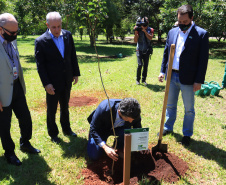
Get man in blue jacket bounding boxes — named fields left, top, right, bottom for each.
left=158, top=5, right=209, bottom=146
left=87, top=98, right=143, bottom=161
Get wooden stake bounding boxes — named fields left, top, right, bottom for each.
left=123, top=134, right=131, bottom=185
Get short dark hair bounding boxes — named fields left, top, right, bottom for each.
left=177, top=5, right=193, bottom=19
left=118, top=98, right=141, bottom=119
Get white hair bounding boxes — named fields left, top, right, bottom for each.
left=0, top=13, right=17, bottom=27
left=46, top=12, right=62, bottom=23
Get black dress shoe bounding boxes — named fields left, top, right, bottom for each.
left=4, top=154, right=22, bottom=166
left=142, top=81, right=148, bottom=86
left=20, top=144, right=41, bottom=154
left=64, top=131, right=77, bottom=137
left=51, top=136, right=61, bottom=144
left=182, top=136, right=191, bottom=146
left=157, top=129, right=173, bottom=136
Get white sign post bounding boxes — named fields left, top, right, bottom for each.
left=123, top=128, right=149, bottom=185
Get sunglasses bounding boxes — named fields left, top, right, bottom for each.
left=0, top=26, right=20, bottom=35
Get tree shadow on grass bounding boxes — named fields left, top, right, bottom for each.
left=77, top=55, right=126, bottom=64
left=0, top=154, right=55, bottom=185
left=143, top=83, right=166, bottom=92
left=172, top=133, right=226, bottom=170
left=76, top=45, right=135, bottom=57
left=20, top=55, right=36, bottom=63
left=59, top=136, right=88, bottom=159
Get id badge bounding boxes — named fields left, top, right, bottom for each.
left=13, top=67, right=18, bottom=77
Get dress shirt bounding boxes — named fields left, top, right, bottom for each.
left=0, top=35, right=19, bottom=80
left=98, top=111, right=125, bottom=148
left=160, top=22, right=194, bottom=75
left=172, top=21, right=194, bottom=70
left=49, top=29, right=65, bottom=58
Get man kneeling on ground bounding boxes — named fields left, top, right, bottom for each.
left=87, top=98, right=149, bottom=161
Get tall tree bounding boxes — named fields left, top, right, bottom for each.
left=76, top=0, right=108, bottom=47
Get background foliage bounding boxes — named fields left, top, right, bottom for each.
left=0, top=0, right=225, bottom=44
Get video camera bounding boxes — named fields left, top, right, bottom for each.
left=134, top=17, right=148, bottom=31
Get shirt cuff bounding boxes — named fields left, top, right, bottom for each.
left=98, top=141, right=106, bottom=148
left=160, top=72, right=165, bottom=76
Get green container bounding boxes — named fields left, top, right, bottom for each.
left=195, top=85, right=205, bottom=96
left=203, top=81, right=213, bottom=96
left=209, top=81, right=221, bottom=96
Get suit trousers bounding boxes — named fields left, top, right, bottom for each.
left=0, top=80, right=32, bottom=156
left=136, top=50, right=150, bottom=82
left=87, top=127, right=125, bottom=161
left=46, top=86, right=72, bottom=138
left=164, top=72, right=195, bottom=136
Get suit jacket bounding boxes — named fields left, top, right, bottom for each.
left=160, top=24, right=209, bottom=85
left=35, top=29, right=80, bottom=91
left=87, top=99, right=142, bottom=145
left=0, top=40, right=26, bottom=107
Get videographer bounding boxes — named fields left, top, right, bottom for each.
left=134, top=17, right=154, bottom=86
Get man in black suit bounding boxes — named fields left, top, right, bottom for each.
left=35, top=12, right=80, bottom=144
left=87, top=98, right=148, bottom=161
left=158, top=5, right=209, bottom=146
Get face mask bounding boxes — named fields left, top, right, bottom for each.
left=3, top=31, right=17, bottom=42
left=179, top=22, right=191, bottom=31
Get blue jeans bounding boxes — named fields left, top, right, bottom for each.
left=87, top=127, right=125, bottom=161
left=164, top=72, right=195, bottom=136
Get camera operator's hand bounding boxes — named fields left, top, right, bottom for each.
left=134, top=26, right=139, bottom=43
left=141, top=26, right=147, bottom=32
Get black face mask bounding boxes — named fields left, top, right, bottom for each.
left=3, top=31, right=17, bottom=42
left=179, top=22, right=191, bottom=31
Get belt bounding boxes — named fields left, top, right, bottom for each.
left=172, top=69, right=179, bottom=73
left=14, top=78, right=19, bottom=84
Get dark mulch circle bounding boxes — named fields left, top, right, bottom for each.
left=81, top=150, right=189, bottom=184
left=69, top=96, right=98, bottom=107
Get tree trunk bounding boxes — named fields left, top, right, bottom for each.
left=90, top=34, right=95, bottom=47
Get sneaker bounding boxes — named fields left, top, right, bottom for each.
left=181, top=136, right=191, bottom=146
left=157, top=129, right=173, bottom=137
left=136, top=81, right=140, bottom=85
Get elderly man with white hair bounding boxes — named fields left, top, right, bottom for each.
left=0, top=13, right=40, bottom=166
left=35, top=12, right=80, bottom=144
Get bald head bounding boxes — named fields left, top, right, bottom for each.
left=0, top=13, right=18, bottom=27
left=0, top=13, right=18, bottom=41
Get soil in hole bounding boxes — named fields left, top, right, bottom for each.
left=81, top=150, right=188, bottom=184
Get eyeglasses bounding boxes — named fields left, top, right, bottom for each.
left=0, top=26, right=20, bottom=35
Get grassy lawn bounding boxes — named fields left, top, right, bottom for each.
left=0, top=35, right=225, bottom=185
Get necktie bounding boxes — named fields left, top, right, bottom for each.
left=3, top=40, right=13, bottom=60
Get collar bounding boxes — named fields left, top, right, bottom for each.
left=179, top=21, right=194, bottom=35
left=48, top=29, right=63, bottom=38
left=0, top=35, right=5, bottom=44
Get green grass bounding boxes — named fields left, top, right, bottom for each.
left=0, top=35, right=225, bottom=184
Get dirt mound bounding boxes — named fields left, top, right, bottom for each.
left=69, top=96, right=98, bottom=107
left=81, top=151, right=188, bottom=184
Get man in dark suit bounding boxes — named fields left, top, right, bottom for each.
left=0, top=13, right=40, bottom=166
left=87, top=98, right=149, bottom=161
left=35, top=12, right=80, bottom=144
left=158, top=5, right=209, bottom=146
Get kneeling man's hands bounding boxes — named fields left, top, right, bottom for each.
left=103, top=145, right=119, bottom=161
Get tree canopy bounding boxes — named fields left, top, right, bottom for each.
left=0, top=0, right=225, bottom=44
